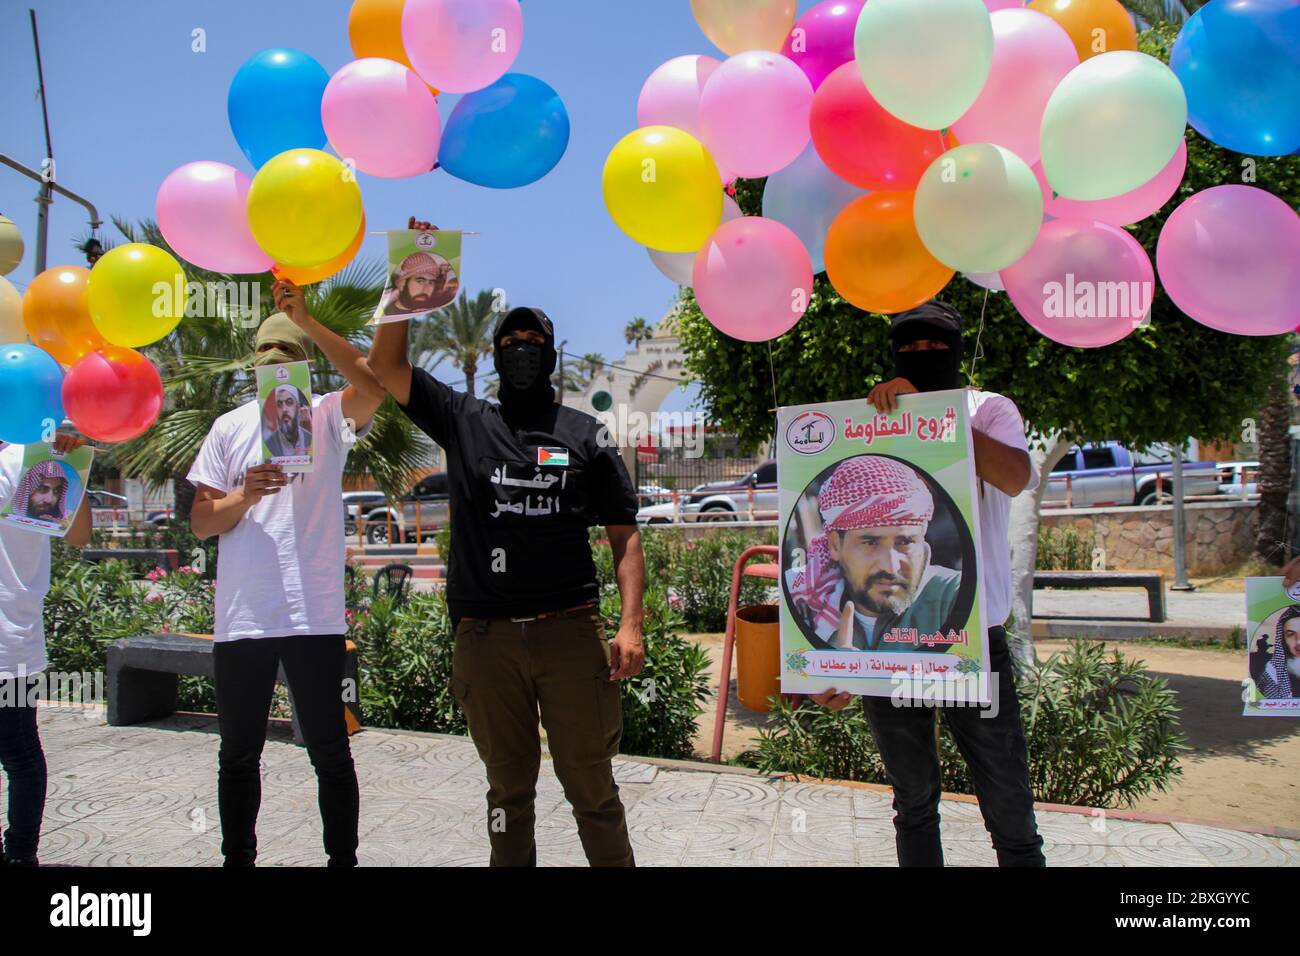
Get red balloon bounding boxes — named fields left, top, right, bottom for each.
left=62, top=346, right=163, bottom=442
left=810, top=62, right=952, bottom=191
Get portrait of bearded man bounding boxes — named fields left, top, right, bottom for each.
left=784, top=455, right=963, bottom=652
left=263, top=384, right=312, bottom=459
left=379, top=251, right=458, bottom=318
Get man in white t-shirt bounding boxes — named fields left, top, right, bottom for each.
left=0, top=434, right=92, bottom=867
left=188, top=280, right=385, bottom=867
left=815, top=301, right=1046, bottom=868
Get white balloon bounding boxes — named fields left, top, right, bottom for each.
left=0, top=276, right=26, bottom=344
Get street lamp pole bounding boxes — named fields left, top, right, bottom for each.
left=2, top=10, right=102, bottom=276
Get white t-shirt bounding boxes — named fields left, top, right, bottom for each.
left=969, top=389, right=1039, bottom=628
left=0, top=443, right=52, bottom=678
left=187, top=390, right=370, bottom=642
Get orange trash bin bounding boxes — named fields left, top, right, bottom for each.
left=735, top=603, right=781, bottom=712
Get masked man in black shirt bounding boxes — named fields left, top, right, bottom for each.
left=369, top=220, right=645, bottom=866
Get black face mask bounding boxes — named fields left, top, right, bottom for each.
left=892, top=342, right=963, bottom=393
left=499, top=342, right=544, bottom=391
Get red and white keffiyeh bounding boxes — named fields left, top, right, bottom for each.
left=788, top=456, right=933, bottom=631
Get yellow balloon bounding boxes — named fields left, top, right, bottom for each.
left=690, top=0, right=797, bottom=55
left=86, top=243, right=186, bottom=347
left=0, top=276, right=24, bottom=343
left=247, top=149, right=364, bottom=268
left=602, top=127, right=723, bottom=253
left=0, top=215, right=23, bottom=277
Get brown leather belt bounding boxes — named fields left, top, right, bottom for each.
left=462, top=601, right=598, bottom=624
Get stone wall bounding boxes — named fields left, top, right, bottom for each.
left=1039, top=501, right=1257, bottom=576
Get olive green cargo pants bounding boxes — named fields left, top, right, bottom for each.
left=450, top=609, right=635, bottom=867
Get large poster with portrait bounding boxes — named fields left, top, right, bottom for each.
left=777, top=391, right=989, bottom=701
left=0, top=441, right=94, bottom=538
left=371, top=228, right=462, bottom=324
left=1243, top=577, right=1300, bottom=716
left=256, top=361, right=314, bottom=473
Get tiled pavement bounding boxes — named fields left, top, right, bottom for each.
left=31, top=705, right=1300, bottom=867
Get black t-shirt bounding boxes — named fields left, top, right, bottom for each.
left=398, top=367, right=638, bottom=619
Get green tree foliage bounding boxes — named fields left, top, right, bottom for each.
left=679, top=26, right=1297, bottom=453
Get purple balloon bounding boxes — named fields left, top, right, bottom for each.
left=1002, top=218, right=1153, bottom=348
left=1157, top=185, right=1300, bottom=336
left=780, top=0, right=866, bottom=90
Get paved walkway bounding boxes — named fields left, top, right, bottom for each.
left=32, top=705, right=1298, bottom=867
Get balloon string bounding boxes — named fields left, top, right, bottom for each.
left=969, top=287, right=989, bottom=386
left=768, top=340, right=779, bottom=414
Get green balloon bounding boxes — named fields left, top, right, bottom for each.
left=914, top=144, right=1044, bottom=274
left=854, top=0, right=993, bottom=131
left=0, top=216, right=24, bottom=277
left=1041, top=51, right=1187, bottom=202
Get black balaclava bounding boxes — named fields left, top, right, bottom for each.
left=888, top=300, right=964, bottom=393
left=493, top=306, right=557, bottom=422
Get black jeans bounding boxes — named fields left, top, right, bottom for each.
left=862, top=625, right=1045, bottom=867
left=0, top=677, right=46, bottom=864
left=213, top=636, right=358, bottom=867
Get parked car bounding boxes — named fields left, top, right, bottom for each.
left=637, top=483, right=672, bottom=509
left=342, top=490, right=387, bottom=537
left=1042, top=442, right=1221, bottom=507
left=358, top=474, right=450, bottom=544
left=88, top=490, right=130, bottom=529
left=1216, top=461, right=1259, bottom=498
left=675, top=460, right=778, bottom=522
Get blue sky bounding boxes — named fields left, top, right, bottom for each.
left=0, top=0, right=823, bottom=412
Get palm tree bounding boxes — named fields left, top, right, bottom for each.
left=105, top=219, right=426, bottom=523
left=408, top=288, right=500, bottom=396
left=1117, top=0, right=1207, bottom=26
left=624, top=317, right=653, bottom=347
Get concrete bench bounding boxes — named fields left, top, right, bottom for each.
left=1033, top=570, right=1167, bottom=623
left=83, top=548, right=180, bottom=571
left=106, top=633, right=361, bottom=745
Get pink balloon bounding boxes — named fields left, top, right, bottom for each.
left=155, top=162, right=272, bottom=274
left=983, top=0, right=1025, bottom=9
left=636, top=54, right=735, bottom=183
left=1001, top=218, right=1153, bottom=347
left=401, top=0, right=523, bottom=94
left=780, top=0, right=866, bottom=91
left=323, top=59, right=441, bottom=179
left=1157, top=185, right=1300, bottom=336
left=637, top=54, right=720, bottom=135
left=694, top=217, right=813, bottom=341
left=1031, top=140, right=1186, bottom=227
left=951, top=9, right=1077, bottom=167
left=699, top=52, right=813, bottom=179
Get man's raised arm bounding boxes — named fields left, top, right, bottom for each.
left=367, top=216, right=432, bottom=407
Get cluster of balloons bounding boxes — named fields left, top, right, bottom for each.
left=157, top=0, right=569, bottom=282
left=0, top=233, right=168, bottom=444
left=603, top=0, right=1300, bottom=347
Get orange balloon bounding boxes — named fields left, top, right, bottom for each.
left=1028, top=0, right=1137, bottom=62
left=825, top=192, right=955, bottom=315
left=21, top=266, right=109, bottom=366
left=347, top=0, right=439, bottom=96
left=273, top=215, right=367, bottom=286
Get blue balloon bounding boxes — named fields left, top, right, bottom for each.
left=439, top=74, right=570, bottom=189
left=228, top=48, right=329, bottom=169
left=0, top=345, right=64, bottom=444
left=1171, top=0, right=1300, bottom=157
left=762, top=143, right=867, bottom=274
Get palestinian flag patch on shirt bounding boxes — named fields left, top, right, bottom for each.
left=538, top=447, right=569, bottom=467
